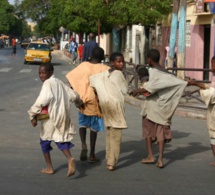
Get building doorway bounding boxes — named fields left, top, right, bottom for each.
left=203, top=25, right=211, bottom=80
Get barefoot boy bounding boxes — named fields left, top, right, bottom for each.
left=90, top=52, right=128, bottom=171
left=188, top=56, right=215, bottom=167
left=28, top=63, right=83, bottom=177
left=131, top=49, right=187, bottom=168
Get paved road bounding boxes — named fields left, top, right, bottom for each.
left=0, top=47, right=214, bottom=194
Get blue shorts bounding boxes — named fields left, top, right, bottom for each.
left=78, top=112, right=104, bottom=132
left=40, top=139, right=74, bottom=153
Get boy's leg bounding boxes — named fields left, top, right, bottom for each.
left=40, top=140, right=54, bottom=174
left=142, top=137, right=155, bottom=163
left=62, top=149, right=76, bottom=177
left=79, top=113, right=89, bottom=161
left=209, top=142, right=215, bottom=166
left=41, top=152, right=54, bottom=174
left=89, top=130, right=98, bottom=161
left=106, top=127, right=111, bottom=162
left=88, top=116, right=104, bottom=162
left=79, top=127, right=88, bottom=161
left=157, top=140, right=165, bottom=168
left=106, top=128, right=122, bottom=171
left=56, top=142, right=76, bottom=177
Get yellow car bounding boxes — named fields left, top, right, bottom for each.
left=24, top=41, right=53, bottom=64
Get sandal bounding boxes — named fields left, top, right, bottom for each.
left=80, top=149, right=88, bottom=161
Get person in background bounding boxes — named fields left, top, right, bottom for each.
left=11, top=37, right=16, bottom=57
left=78, top=42, right=84, bottom=63
left=69, top=37, right=78, bottom=65
left=82, top=33, right=99, bottom=62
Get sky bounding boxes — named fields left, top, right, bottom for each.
left=8, top=0, right=15, bottom=5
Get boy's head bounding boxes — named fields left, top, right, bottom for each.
left=211, top=56, right=215, bottom=73
left=39, top=63, right=54, bottom=82
left=147, top=49, right=160, bottom=66
left=109, top=52, right=124, bottom=71
left=91, top=47, right=104, bottom=62
left=137, top=66, right=149, bottom=82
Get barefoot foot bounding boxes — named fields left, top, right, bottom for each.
left=209, top=161, right=215, bottom=167
left=141, top=157, right=155, bottom=164
left=107, top=165, right=114, bottom=171
left=67, top=158, right=76, bottom=177
left=156, top=161, right=164, bottom=169
left=40, top=168, right=54, bottom=175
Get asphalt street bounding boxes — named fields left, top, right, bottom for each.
left=0, top=46, right=214, bottom=195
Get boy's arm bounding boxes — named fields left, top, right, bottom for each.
left=187, top=80, right=207, bottom=89
left=130, top=88, right=150, bottom=97
left=65, top=85, right=84, bottom=108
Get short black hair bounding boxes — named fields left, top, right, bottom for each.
left=212, top=56, right=215, bottom=62
left=91, top=47, right=104, bottom=62
left=137, top=66, right=149, bottom=78
left=40, top=63, right=54, bottom=73
left=109, top=52, right=124, bottom=62
left=147, top=49, right=160, bottom=63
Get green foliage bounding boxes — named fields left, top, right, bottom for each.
left=0, top=0, right=32, bottom=37
left=17, top=0, right=172, bottom=35
left=0, top=0, right=16, bottom=35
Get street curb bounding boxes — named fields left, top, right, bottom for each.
left=54, top=49, right=207, bottom=120
left=125, top=95, right=206, bottom=120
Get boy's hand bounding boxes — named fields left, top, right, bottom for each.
left=31, top=118, right=37, bottom=127
left=187, top=80, right=196, bottom=86
left=129, top=90, right=139, bottom=97
left=78, top=103, right=85, bottom=110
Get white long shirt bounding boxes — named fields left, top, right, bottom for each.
left=28, top=75, right=82, bottom=142
left=90, top=70, right=128, bottom=129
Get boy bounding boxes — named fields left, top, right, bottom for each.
left=28, top=63, right=83, bottom=177
left=131, top=49, right=187, bottom=168
left=66, top=47, right=109, bottom=163
left=188, top=56, right=215, bottom=167
left=90, top=52, right=128, bottom=171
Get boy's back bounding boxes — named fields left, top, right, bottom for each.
left=90, top=70, right=128, bottom=128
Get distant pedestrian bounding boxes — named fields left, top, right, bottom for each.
left=69, top=37, right=78, bottom=64
left=90, top=52, right=128, bottom=171
left=188, top=56, right=215, bottom=167
left=82, top=33, right=99, bottom=62
left=78, top=42, right=84, bottom=63
left=11, top=37, right=16, bottom=56
left=28, top=63, right=83, bottom=177
left=66, top=47, right=109, bottom=163
left=131, top=49, right=187, bottom=168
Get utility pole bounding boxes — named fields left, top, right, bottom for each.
left=178, top=0, right=187, bottom=79
left=168, top=0, right=180, bottom=69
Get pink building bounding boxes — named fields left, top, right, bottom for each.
left=159, top=1, right=215, bottom=81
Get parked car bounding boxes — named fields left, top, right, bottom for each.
left=24, top=41, right=53, bottom=64
left=21, top=39, right=31, bottom=48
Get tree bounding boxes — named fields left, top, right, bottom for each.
left=0, top=0, right=16, bottom=35
left=17, top=0, right=173, bottom=36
